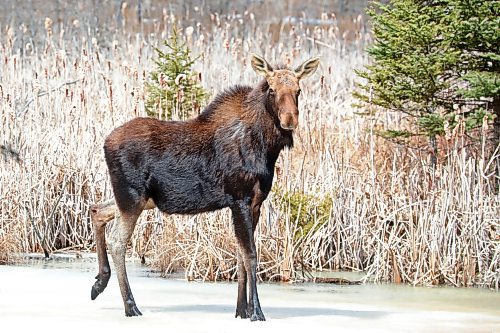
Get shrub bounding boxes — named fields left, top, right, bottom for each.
left=273, top=186, right=333, bottom=240
left=145, top=27, right=208, bottom=120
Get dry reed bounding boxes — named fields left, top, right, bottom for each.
left=0, top=7, right=498, bottom=289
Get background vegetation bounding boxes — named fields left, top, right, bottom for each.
left=0, top=0, right=498, bottom=288
left=355, top=0, right=499, bottom=166
left=145, top=26, right=207, bottom=120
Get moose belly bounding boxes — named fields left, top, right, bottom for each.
left=146, top=171, right=230, bottom=215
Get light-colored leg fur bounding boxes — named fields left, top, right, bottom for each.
left=108, top=210, right=143, bottom=316
left=90, top=199, right=155, bottom=317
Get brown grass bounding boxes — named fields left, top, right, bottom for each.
left=0, top=219, right=22, bottom=264
left=0, top=8, right=498, bottom=289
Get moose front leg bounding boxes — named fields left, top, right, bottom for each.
left=235, top=250, right=248, bottom=318
left=231, top=201, right=265, bottom=321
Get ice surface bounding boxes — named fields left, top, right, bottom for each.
left=0, top=257, right=499, bottom=333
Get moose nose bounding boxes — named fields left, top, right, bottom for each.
left=279, top=113, right=298, bottom=131
left=280, top=123, right=296, bottom=131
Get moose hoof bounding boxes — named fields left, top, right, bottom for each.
left=90, top=286, right=100, bottom=300
left=91, top=273, right=110, bottom=300
left=250, top=308, right=266, bottom=321
left=125, top=303, right=143, bottom=317
left=235, top=308, right=248, bottom=319
left=250, top=313, right=266, bottom=321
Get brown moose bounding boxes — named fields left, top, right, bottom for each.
left=90, top=54, right=319, bottom=321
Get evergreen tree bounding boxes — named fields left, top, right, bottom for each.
left=145, top=27, right=208, bottom=120
left=355, top=0, right=499, bottom=163
left=450, top=1, right=500, bottom=142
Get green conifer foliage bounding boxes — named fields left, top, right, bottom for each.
left=145, top=27, right=208, bottom=120
left=355, top=0, right=499, bottom=150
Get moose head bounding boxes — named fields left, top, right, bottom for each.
left=251, top=54, right=320, bottom=131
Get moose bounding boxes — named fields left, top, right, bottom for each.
left=89, top=54, right=319, bottom=321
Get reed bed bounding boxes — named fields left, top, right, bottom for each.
left=0, top=9, right=498, bottom=289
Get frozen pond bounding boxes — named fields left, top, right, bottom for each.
left=1, top=254, right=499, bottom=332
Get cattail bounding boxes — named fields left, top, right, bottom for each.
left=121, top=2, right=128, bottom=24
left=7, top=27, right=14, bottom=48
left=44, top=17, right=53, bottom=36
left=159, top=73, right=169, bottom=89
left=444, top=120, right=451, bottom=140
left=32, top=79, right=41, bottom=95
left=185, top=26, right=194, bottom=45
left=481, top=114, right=489, bottom=133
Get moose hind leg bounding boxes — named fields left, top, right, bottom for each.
left=108, top=210, right=143, bottom=316
left=90, top=200, right=116, bottom=300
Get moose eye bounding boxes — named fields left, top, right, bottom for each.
left=296, top=89, right=301, bottom=96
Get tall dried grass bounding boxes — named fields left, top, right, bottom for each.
left=0, top=9, right=498, bottom=289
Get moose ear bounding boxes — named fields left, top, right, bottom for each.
left=251, top=53, right=274, bottom=78
left=294, top=57, right=320, bottom=80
